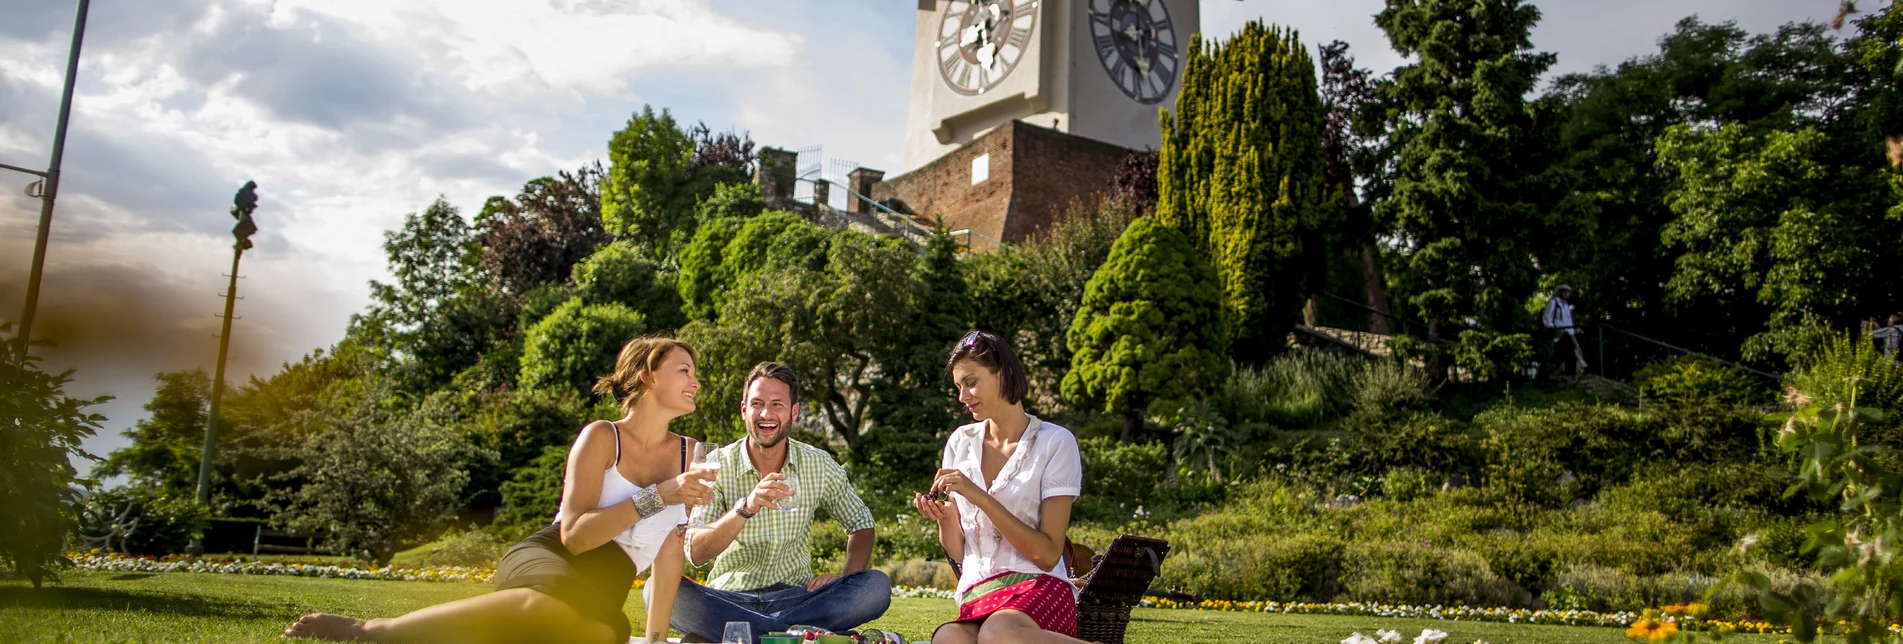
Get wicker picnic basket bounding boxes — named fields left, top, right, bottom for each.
left=1073, top=535, right=1170, bottom=644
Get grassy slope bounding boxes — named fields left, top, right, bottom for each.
left=2, top=570, right=1787, bottom=643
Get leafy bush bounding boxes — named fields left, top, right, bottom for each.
left=73, top=488, right=207, bottom=556
left=1077, top=437, right=1167, bottom=513
left=1785, top=333, right=1903, bottom=413
left=1, top=340, right=109, bottom=587
left=1342, top=540, right=1525, bottom=607
left=1633, top=354, right=1771, bottom=407
left=518, top=298, right=647, bottom=397
left=414, top=528, right=512, bottom=567
left=497, top=444, right=567, bottom=536
left=1380, top=466, right=1435, bottom=502
left=1350, top=359, right=1435, bottom=417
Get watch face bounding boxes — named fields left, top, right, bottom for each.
left=937, top=0, right=1040, bottom=96
left=1086, top=0, right=1179, bottom=104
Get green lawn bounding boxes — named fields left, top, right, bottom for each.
left=0, top=570, right=1783, bottom=643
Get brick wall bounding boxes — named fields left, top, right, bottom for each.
left=871, top=121, right=1132, bottom=250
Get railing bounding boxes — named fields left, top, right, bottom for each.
left=794, top=176, right=1004, bottom=252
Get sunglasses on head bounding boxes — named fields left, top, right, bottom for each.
left=958, top=330, right=982, bottom=348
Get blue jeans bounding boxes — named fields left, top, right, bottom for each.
left=665, top=570, right=892, bottom=643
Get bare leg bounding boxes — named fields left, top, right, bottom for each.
left=286, top=588, right=615, bottom=644
left=641, top=527, right=688, bottom=643
left=931, top=622, right=979, bottom=644
left=975, top=610, right=1088, bottom=644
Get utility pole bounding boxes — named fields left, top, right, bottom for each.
left=187, top=181, right=259, bottom=557
left=7, top=0, right=91, bottom=357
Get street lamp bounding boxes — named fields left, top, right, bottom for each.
left=4, top=0, right=91, bottom=359
left=186, top=180, right=259, bottom=556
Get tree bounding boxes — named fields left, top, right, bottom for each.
left=475, top=162, right=610, bottom=298
left=1545, top=18, right=1864, bottom=362
left=518, top=298, right=647, bottom=397
left=1656, top=122, right=1892, bottom=359
left=496, top=444, right=568, bottom=536
left=863, top=231, right=973, bottom=493
left=571, top=241, right=685, bottom=333
left=1316, top=40, right=1392, bottom=334
left=1371, top=0, right=1557, bottom=379
left=679, top=232, right=920, bottom=448
left=1063, top=217, right=1230, bottom=441
left=352, top=199, right=509, bottom=390
left=600, top=107, right=756, bottom=259
left=95, top=370, right=220, bottom=497
left=272, top=384, right=479, bottom=564
left=1156, top=21, right=1327, bottom=366
left=678, top=211, right=835, bottom=322
left=1, top=337, right=109, bottom=587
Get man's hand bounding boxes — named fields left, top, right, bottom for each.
left=743, top=472, right=792, bottom=514
left=807, top=573, right=840, bottom=591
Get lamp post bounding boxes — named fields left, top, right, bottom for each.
left=186, top=181, right=259, bottom=556
left=4, top=0, right=91, bottom=358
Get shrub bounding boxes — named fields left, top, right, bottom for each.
left=1077, top=437, right=1167, bottom=511
left=1342, top=540, right=1525, bottom=607
left=877, top=558, right=957, bottom=589
left=496, top=445, right=566, bottom=536
left=1350, top=359, right=1435, bottom=418
left=1633, top=354, right=1771, bottom=407
left=1224, top=349, right=1358, bottom=427
left=1380, top=466, right=1435, bottom=502
left=415, top=528, right=511, bottom=567
left=73, top=488, right=207, bottom=556
left=518, top=299, right=647, bottom=397
left=1785, top=333, right=1903, bottom=413
left=1, top=342, right=109, bottom=587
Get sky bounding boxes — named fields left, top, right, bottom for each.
left=0, top=0, right=1839, bottom=465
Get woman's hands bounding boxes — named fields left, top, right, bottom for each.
left=913, top=490, right=961, bottom=526
left=656, top=468, right=717, bottom=506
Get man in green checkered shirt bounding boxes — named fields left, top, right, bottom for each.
left=672, top=362, right=889, bottom=642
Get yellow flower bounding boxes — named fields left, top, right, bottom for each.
left=1661, top=604, right=1686, bottom=617
left=1628, top=619, right=1678, bottom=642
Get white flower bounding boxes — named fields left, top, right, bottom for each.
left=1342, top=633, right=1378, bottom=644
left=1377, top=629, right=1404, bottom=643
left=1414, top=629, right=1448, bottom=644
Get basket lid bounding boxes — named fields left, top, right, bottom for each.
left=1077, top=534, right=1170, bottom=606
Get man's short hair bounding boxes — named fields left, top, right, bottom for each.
left=946, top=330, right=1029, bottom=405
left=744, top=362, right=800, bottom=404
left=1890, top=313, right=1902, bottom=326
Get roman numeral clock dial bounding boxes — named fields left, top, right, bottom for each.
left=1087, top=0, right=1178, bottom=104
left=937, top=0, right=1039, bottom=95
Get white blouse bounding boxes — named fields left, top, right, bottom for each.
left=940, top=415, right=1083, bottom=597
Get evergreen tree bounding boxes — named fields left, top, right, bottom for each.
left=1156, top=21, right=1327, bottom=366
left=864, top=231, right=972, bottom=494
left=1372, top=0, right=1556, bottom=378
left=1063, top=217, right=1229, bottom=441
left=95, top=370, right=219, bottom=497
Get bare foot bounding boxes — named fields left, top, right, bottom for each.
left=285, top=613, right=370, bottom=640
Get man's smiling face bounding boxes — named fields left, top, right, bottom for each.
left=742, top=374, right=798, bottom=450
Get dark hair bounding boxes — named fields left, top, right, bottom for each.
left=1891, top=313, right=1902, bottom=326
left=593, top=336, right=698, bottom=414
left=743, top=362, right=800, bottom=404
left=946, top=330, right=1028, bottom=404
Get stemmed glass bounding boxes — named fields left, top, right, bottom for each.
left=684, top=441, right=722, bottom=529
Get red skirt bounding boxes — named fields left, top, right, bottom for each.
left=945, top=572, right=1078, bottom=636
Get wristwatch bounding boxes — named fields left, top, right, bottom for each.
left=733, top=496, right=756, bottom=520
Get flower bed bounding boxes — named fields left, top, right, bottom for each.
left=69, top=551, right=497, bottom=585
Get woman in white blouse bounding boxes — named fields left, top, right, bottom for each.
left=914, top=330, right=1089, bottom=644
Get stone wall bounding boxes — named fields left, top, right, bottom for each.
left=870, top=120, right=1131, bottom=251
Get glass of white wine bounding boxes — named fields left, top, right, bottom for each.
left=684, top=441, right=722, bottom=529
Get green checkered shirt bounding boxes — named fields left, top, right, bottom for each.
left=691, top=439, right=876, bottom=591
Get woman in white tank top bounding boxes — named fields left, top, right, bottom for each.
left=286, top=337, right=719, bottom=644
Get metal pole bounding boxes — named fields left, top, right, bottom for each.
left=1598, top=324, right=1605, bottom=378
left=189, top=243, right=244, bottom=555
left=16, top=0, right=91, bottom=355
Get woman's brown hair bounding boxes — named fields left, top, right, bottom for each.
left=946, top=329, right=1028, bottom=405
left=593, top=335, right=698, bottom=414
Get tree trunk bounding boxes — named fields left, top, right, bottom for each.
left=1303, top=296, right=1321, bottom=327
left=1359, top=244, right=1391, bottom=335
left=1425, top=320, right=1450, bottom=385
left=1119, top=407, right=1143, bottom=443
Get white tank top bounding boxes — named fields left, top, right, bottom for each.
left=552, top=426, right=688, bottom=574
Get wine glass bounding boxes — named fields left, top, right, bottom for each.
left=778, top=471, right=800, bottom=512
left=721, top=621, right=751, bottom=644
left=685, top=441, right=722, bottom=529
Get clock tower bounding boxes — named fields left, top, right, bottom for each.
left=901, top=0, right=1202, bottom=171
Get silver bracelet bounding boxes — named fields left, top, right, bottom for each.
left=630, top=485, right=665, bottom=519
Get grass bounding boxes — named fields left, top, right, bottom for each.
left=0, top=570, right=1785, bottom=643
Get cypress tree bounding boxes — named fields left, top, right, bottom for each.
left=1156, top=21, right=1327, bottom=366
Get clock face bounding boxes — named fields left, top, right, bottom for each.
left=1086, top=0, right=1179, bottom=104
left=936, top=0, right=1040, bottom=96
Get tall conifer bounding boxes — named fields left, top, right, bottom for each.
left=1156, top=22, right=1327, bottom=366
